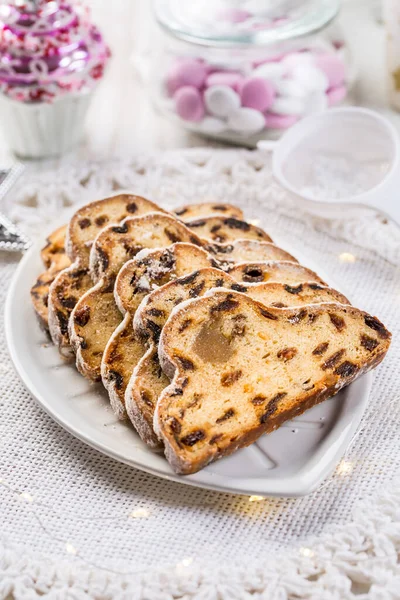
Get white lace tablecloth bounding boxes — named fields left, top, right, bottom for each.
left=1, top=149, right=399, bottom=599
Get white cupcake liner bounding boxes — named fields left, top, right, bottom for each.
left=0, top=92, right=92, bottom=159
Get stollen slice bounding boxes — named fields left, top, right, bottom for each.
left=186, top=216, right=272, bottom=244
left=40, top=225, right=69, bottom=270
left=174, top=202, right=244, bottom=221
left=101, top=243, right=214, bottom=418
left=206, top=240, right=298, bottom=269
left=31, top=225, right=71, bottom=332
left=69, top=214, right=204, bottom=381
left=128, top=269, right=349, bottom=449
left=155, top=290, right=391, bottom=474
left=47, top=194, right=165, bottom=357
left=229, top=261, right=326, bottom=285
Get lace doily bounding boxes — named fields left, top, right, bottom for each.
left=1, top=148, right=399, bottom=599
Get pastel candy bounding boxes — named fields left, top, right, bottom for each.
left=240, top=77, right=276, bottom=111
left=275, top=79, right=308, bottom=98
left=205, top=85, right=241, bottom=118
left=206, top=71, right=244, bottom=91
left=166, top=58, right=208, bottom=96
left=265, top=112, right=299, bottom=129
left=291, top=64, right=329, bottom=92
left=270, top=96, right=305, bottom=116
left=227, top=107, right=265, bottom=134
left=252, top=61, right=286, bottom=82
left=174, top=86, right=205, bottom=122
left=315, top=54, right=346, bottom=88
left=327, top=84, right=347, bottom=106
left=200, top=116, right=227, bottom=134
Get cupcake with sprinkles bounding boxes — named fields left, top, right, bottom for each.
left=0, top=0, right=110, bottom=157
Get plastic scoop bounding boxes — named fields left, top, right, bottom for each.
left=258, top=107, right=400, bottom=225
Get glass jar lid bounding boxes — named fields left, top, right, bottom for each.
left=154, top=0, right=339, bottom=47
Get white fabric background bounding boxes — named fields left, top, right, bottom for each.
left=0, top=149, right=399, bottom=598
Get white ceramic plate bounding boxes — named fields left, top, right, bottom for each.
left=5, top=236, right=372, bottom=497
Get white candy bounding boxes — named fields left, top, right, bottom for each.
left=304, top=91, right=328, bottom=115
left=275, top=79, right=309, bottom=98
left=199, top=116, right=227, bottom=134
left=291, top=64, right=330, bottom=93
left=252, top=62, right=286, bottom=82
left=270, top=96, right=305, bottom=116
left=227, top=107, right=265, bottom=134
left=204, top=85, right=241, bottom=118
left=282, top=52, right=314, bottom=70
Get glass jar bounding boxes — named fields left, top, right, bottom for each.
left=151, top=0, right=351, bottom=146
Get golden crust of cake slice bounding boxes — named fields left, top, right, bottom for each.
left=174, top=202, right=244, bottom=221
left=101, top=244, right=214, bottom=418
left=155, top=290, right=391, bottom=474
left=69, top=215, right=205, bottom=381
left=186, top=216, right=272, bottom=244
left=47, top=195, right=165, bottom=356
left=229, top=261, right=326, bottom=285
left=128, top=269, right=349, bottom=449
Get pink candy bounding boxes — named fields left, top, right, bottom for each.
left=174, top=86, right=205, bottom=122
left=166, top=59, right=208, bottom=96
left=327, top=84, right=347, bottom=106
left=314, top=54, right=346, bottom=88
left=240, top=77, right=276, bottom=112
left=265, top=112, right=299, bottom=129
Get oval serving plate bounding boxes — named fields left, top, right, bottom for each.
left=5, top=234, right=371, bottom=497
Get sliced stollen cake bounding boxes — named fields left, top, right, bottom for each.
left=128, top=269, right=349, bottom=449
left=101, top=244, right=214, bottom=418
left=105, top=239, right=294, bottom=422
left=48, top=194, right=166, bottom=357
left=154, top=290, right=391, bottom=474
left=174, top=202, right=244, bottom=220
left=71, top=211, right=274, bottom=381
left=69, top=213, right=205, bottom=381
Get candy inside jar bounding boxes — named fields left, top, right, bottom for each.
left=153, top=0, right=350, bottom=144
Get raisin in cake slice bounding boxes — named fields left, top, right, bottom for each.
left=128, top=270, right=349, bottom=449
left=154, top=290, right=391, bottom=475
left=47, top=194, right=165, bottom=357
left=69, top=214, right=204, bottom=381
left=102, top=244, right=214, bottom=419
left=186, top=216, right=272, bottom=244
left=174, top=202, right=243, bottom=221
